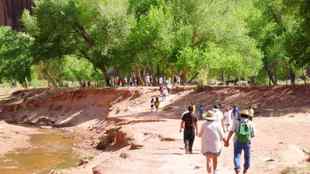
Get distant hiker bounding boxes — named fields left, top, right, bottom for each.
left=225, top=110, right=255, bottom=174
left=198, top=104, right=204, bottom=120
left=199, top=111, right=226, bottom=174
left=150, top=98, right=155, bottom=112
left=191, top=102, right=196, bottom=116
left=124, top=77, right=128, bottom=86
left=212, top=104, right=225, bottom=131
left=163, top=85, right=169, bottom=97
left=232, top=105, right=240, bottom=121
left=159, top=76, right=164, bottom=85
left=129, top=77, right=133, bottom=86
left=160, top=85, right=168, bottom=101
left=176, top=75, right=181, bottom=85
left=180, top=106, right=198, bottom=154
left=166, top=78, right=173, bottom=92
left=248, top=106, right=255, bottom=121
left=223, top=106, right=233, bottom=132
left=159, top=85, right=164, bottom=100
left=154, top=97, right=160, bottom=112
left=145, top=74, right=151, bottom=86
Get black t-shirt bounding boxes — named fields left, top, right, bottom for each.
left=182, top=112, right=197, bottom=130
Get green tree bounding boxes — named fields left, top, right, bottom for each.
left=0, top=27, right=33, bottom=87
left=22, top=0, right=133, bottom=86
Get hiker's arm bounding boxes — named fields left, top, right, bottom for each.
left=198, top=126, right=203, bottom=137
left=225, top=131, right=234, bottom=146
left=218, top=126, right=225, bottom=142
left=194, top=120, right=198, bottom=135
left=251, top=123, right=255, bottom=138
left=221, top=119, right=225, bottom=132
left=180, top=120, right=185, bottom=132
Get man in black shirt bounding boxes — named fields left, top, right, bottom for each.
left=179, top=106, right=198, bottom=154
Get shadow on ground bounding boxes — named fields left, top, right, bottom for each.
left=163, top=85, right=310, bottom=118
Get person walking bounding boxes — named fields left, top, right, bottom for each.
left=199, top=111, right=226, bottom=174
left=248, top=105, right=255, bottom=121
left=179, top=106, right=198, bottom=154
left=154, top=97, right=160, bottom=112
left=223, top=106, right=233, bottom=132
left=198, top=104, right=204, bottom=120
left=212, top=104, right=225, bottom=131
left=232, top=105, right=240, bottom=121
left=150, top=97, right=155, bottom=112
left=225, top=110, right=255, bottom=174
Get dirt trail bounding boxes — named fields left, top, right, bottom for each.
left=64, top=87, right=310, bottom=174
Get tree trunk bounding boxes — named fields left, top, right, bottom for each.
left=98, top=66, right=111, bottom=87
left=188, top=72, right=199, bottom=83
left=288, top=66, right=296, bottom=86
left=266, top=68, right=277, bottom=85
left=220, top=71, right=225, bottom=82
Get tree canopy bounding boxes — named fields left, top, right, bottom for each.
left=0, top=0, right=309, bottom=87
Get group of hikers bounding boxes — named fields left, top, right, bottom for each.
left=109, top=75, right=181, bottom=87
left=150, top=83, right=171, bottom=112
left=180, top=104, right=255, bottom=174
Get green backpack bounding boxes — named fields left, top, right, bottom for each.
left=236, top=120, right=252, bottom=143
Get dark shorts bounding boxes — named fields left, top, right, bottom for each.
left=183, top=129, right=195, bottom=140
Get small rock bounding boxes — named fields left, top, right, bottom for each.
left=120, top=152, right=129, bottom=159
left=194, top=166, right=201, bottom=170
left=159, top=135, right=175, bottom=142
left=265, top=158, right=275, bottom=162
left=93, top=165, right=104, bottom=174
left=129, top=143, right=143, bottom=150
left=78, top=159, right=88, bottom=166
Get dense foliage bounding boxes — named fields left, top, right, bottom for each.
left=0, top=0, right=309, bottom=87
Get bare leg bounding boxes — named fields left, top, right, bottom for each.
left=206, top=154, right=213, bottom=174
left=213, top=155, right=218, bottom=172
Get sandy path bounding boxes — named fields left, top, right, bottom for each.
left=64, top=111, right=310, bottom=174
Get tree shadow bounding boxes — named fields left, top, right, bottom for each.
left=163, top=85, right=310, bottom=118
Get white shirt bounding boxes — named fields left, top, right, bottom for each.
left=200, top=121, right=224, bottom=154
left=223, top=110, right=232, bottom=125
left=213, top=108, right=224, bottom=123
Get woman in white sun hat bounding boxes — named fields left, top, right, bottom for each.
left=199, top=111, right=226, bottom=174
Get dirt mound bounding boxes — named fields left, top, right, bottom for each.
left=0, top=88, right=134, bottom=127
left=166, top=85, right=310, bottom=117
left=96, top=127, right=131, bottom=151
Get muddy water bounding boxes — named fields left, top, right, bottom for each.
left=0, top=129, right=80, bottom=174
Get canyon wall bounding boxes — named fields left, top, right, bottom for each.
left=0, top=0, right=32, bottom=30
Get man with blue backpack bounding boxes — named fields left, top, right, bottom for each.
left=225, top=110, right=255, bottom=174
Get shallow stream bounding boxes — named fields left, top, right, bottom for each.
left=0, top=129, right=79, bottom=174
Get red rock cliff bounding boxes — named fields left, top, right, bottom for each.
left=0, top=0, right=32, bottom=30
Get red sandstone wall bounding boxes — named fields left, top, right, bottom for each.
left=0, top=0, right=32, bottom=30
